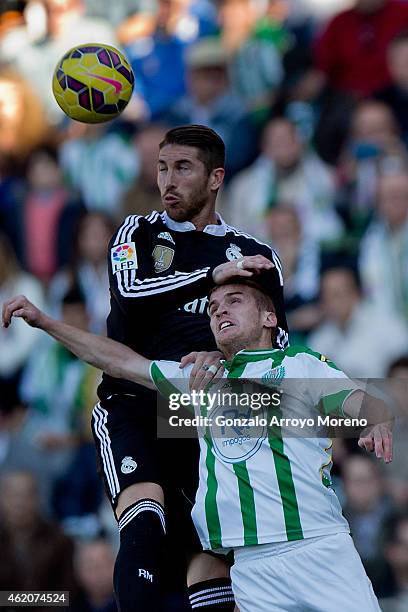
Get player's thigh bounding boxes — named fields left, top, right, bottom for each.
left=91, top=395, right=162, bottom=515
left=231, top=552, right=297, bottom=612
left=284, top=533, right=381, bottom=612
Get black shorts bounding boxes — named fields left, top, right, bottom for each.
left=91, top=393, right=202, bottom=554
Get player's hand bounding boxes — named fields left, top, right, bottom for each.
left=180, top=351, right=224, bottom=391
left=358, top=422, right=393, bottom=463
left=2, top=295, right=46, bottom=329
left=212, top=255, right=274, bottom=285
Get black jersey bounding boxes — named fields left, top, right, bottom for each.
left=98, top=210, right=288, bottom=399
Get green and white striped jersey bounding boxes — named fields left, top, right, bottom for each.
left=150, top=345, right=358, bottom=551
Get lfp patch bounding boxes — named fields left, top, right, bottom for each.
left=111, top=242, right=137, bottom=273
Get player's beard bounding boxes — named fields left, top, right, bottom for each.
left=164, top=177, right=210, bottom=222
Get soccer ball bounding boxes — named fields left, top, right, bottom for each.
left=52, top=43, right=135, bottom=123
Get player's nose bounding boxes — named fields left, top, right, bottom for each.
left=163, top=168, right=177, bottom=189
left=215, top=302, right=228, bottom=318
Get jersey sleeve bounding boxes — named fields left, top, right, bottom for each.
left=149, top=360, right=193, bottom=397
left=302, top=352, right=361, bottom=417
left=109, top=214, right=215, bottom=309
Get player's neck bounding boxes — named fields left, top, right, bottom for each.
left=222, top=338, right=273, bottom=362
left=190, top=205, right=218, bottom=231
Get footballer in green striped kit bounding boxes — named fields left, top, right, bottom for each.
left=3, top=266, right=392, bottom=612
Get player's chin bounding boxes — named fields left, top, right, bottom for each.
left=163, top=201, right=186, bottom=219
left=215, top=327, right=239, bottom=347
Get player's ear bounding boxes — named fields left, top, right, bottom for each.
left=264, top=310, right=277, bottom=331
left=209, top=167, right=225, bottom=192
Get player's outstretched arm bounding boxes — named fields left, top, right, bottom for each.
left=2, top=295, right=154, bottom=389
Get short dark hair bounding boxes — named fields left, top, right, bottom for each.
left=159, top=124, right=225, bottom=174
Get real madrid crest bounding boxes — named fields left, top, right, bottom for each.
left=121, top=456, right=137, bottom=474
left=152, top=244, right=174, bottom=273
left=226, top=243, right=243, bottom=261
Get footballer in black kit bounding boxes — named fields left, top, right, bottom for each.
left=96, top=209, right=288, bottom=492
left=91, top=126, right=288, bottom=612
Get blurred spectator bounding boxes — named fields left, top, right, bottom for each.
left=272, top=45, right=324, bottom=143
left=0, top=231, right=45, bottom=382
left=335, top=100, right=407, bottom=247
left=71, top=537, right=117, bottom=612
left=59, top=124, right=138, bottom=215
left=0, top=0, right=118, bottom=124
left=380, top=511, right=408, bottom=611
left=53, top=442, right=104, bottom=539
left=359, top=169, right=408, bottom=321
left=0, top=0, right=25, bottom=41
left=0, top=470, right=75, bottom=595
left=121, top=123, right=167, bottom=217
left=307, top=266, right=408, bottom=376
left=314, top=0, right=408, bottom=97
left=120, top=0, right=217, bottom=121
left=376, top=31, right=408, bottom=146
left=0, top=68, right=49, bottom=159
left=49, top=211, right=114, bottom=333
left=164, top=36, right=259, bottom=177
left=383, top=356, right=408, bottom=508
left=0, top=381, right=56, bottom=513
left=20, top=145, right=84, bottom=283
left=20, top=287, right=100, bottom=475
left=229, top=1, right=287, bottom=121
left=342, top=455, right=392, bottom=594
left=264, top=206, right=321, bottom=340
left=222, top=117, right=342, bottom=243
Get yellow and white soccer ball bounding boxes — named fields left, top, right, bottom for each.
left=52, top=43, right=135, bottom=123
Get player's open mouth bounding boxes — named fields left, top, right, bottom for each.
left=219, top=321, right=234, bottom=332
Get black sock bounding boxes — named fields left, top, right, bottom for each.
left=188, top=578, right=235, bottom=610
left=113, top=499, right=166, bottom=612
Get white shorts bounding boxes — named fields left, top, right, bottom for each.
left=230, top=533, right=381, bottom=612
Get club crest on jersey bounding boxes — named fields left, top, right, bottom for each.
left=157, top=231, right=175, bottom=245
left=111, top=242, right=137, bottom=273
left=261, top=365, right=285, bottom=387
left=121, top=456, right=137, bottom=474
left=226, top=243, right=243, bottom=261
left=152, top=245, right=174, bottom=273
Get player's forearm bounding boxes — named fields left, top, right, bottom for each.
left=344, top=390, right=393, bottom=424
left=39, top=315, right=153, bottom=388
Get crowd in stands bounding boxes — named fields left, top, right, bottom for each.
left=1, top=0, right=408, bottom=609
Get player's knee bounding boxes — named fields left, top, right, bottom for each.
left=188, top=578, right=235, bottom=611
left=116, top=482, right=164, bottom=520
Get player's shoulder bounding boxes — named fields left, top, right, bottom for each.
left=111, top=211, right=164, bottom=243
left=224, top=222, right=270, bottom=248
left=277, top=345, right=338, bottom=367
left=224, top=222, right=280, bottom=259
